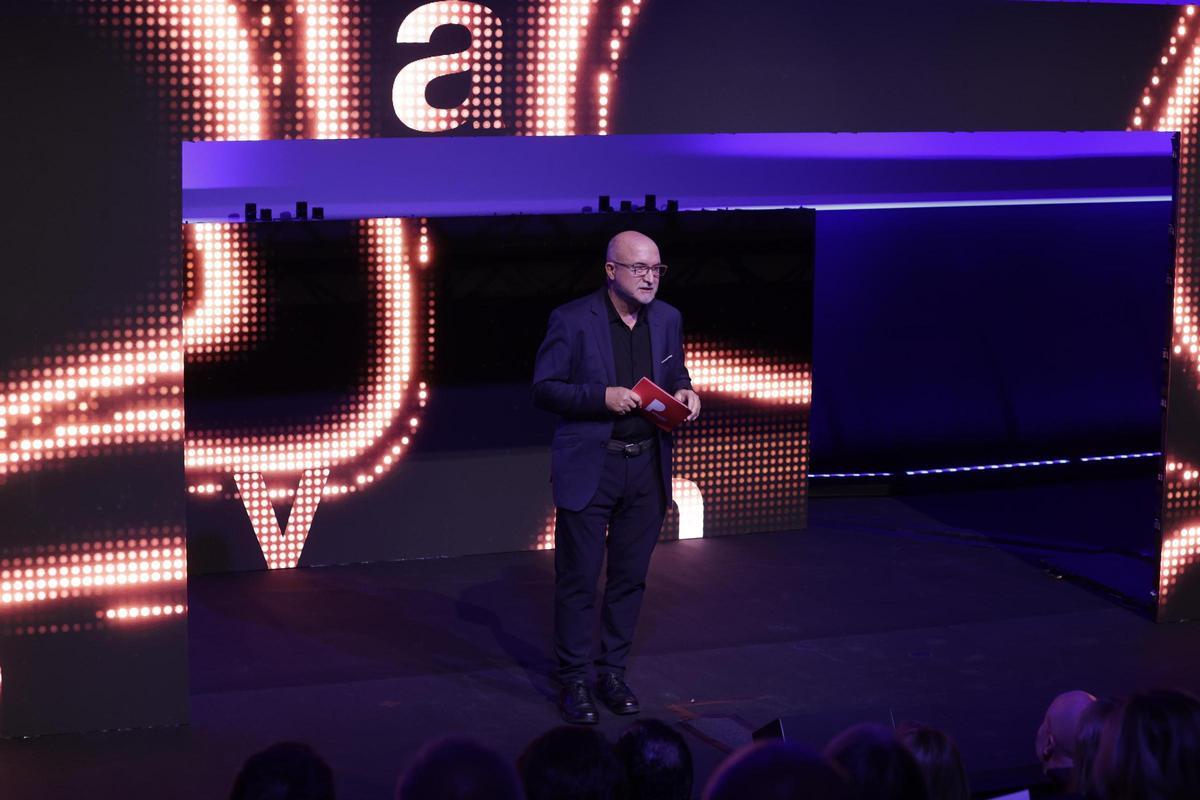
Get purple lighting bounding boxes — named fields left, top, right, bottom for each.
left=182, top=131, right=1174, bottom=223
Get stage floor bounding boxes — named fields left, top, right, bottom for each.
left=3, top=489, right=1199, bottom=799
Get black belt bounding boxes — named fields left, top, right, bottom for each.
left=604, top=437, right=656, bottom=457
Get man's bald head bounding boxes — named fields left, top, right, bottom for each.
left=1036, top=690, right=1097, bottom=771
left=604, top=231, right=662, bottom=308
left=606, top=230, right=660, bottom=264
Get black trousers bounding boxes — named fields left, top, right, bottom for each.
left=553, top=445, right=666, bottom=684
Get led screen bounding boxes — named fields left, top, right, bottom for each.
left=1133, top=5, right=1200, bottom=621
left=183, top=210, right=814, bottom=570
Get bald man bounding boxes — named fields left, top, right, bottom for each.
left=1035, top=689, right=1097, bottom=793
left=533, top=231, right=700, bottom=725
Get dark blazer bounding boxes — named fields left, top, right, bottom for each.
left=533, top=288, right=692, bottom=512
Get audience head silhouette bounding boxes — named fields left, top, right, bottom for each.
left=1036, top=690, right=1097, bottom=775
left=1073, top=697, right=1115, bottom=798
left=519, top=725, right=627, bottom=800
left=395, top=736, right=523, bottom=800
left=1094, top=689, right=1200, bottom=800
left=703, top=739, right=850, bottom=800
left=221, top=685, right=1200, bottom=800
left=615, top=719, right=694, bottom=800
left=896, top=723, right=969, bottom=800
left=229, top=741, right=335, bottom=800
left=825, top=723, right=928, bottom=800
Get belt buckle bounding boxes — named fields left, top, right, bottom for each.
left=623, top=441, right=638, bottom=457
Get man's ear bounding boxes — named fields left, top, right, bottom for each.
left=604, top=262, right=615, bottom=281
left=1041, top=731, right=1056, bottom=762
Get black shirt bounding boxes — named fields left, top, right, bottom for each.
left=606, top=292, right=656, bottom=442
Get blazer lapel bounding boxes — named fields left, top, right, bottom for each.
left=590, top=289, right=617, bottom=385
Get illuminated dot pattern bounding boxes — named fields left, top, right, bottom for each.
left=1164, top=460, right=1200, bottom=511
left=596, top=0, right=644, bottom=135
left=0, top=536, right=186, bottom=606
left=687, top=346, right=813, bottom=405
left=73, top=1, right=371, bottom=141
left=0, top=224, right=261, bottom=481
left=78, top=0, right=266, bottom=141
left=4, top=590, right=186, bottom=635
left=1162, top=462, right=1200, bottom=606
left=515, top=0, right=593, bottom=136
left=0, top=295, right=183, bottom=481
left=1131, top=6, right=1196, bottom=132
left=102, top=603, right=187, bottom=621
left=672, top=408, right=808, bottom=536
left=1136, top=7, right=1200, bottom=390
left=6, top=621, right=101, bottom=637
left=49, top=0, right=656, bottom=492
left=393, top=2, right=504, bottom=133
left=385, top=0, right=654, bottom=137
left=418, top=220, right=432, bottom=266
left=0, top=530, right=187, bottom=639
left=1161, top=526, right=1200, bottom=603
left=185, top=218, right=434, bottom=569
left=298, top=1, right=367, bottom=138
left=538, top=509, right=557, bottom=551
left=235, top=468, right=330, bottom=569
left=185, top=218, right=419, bottom=476
left=186, top=219, right=434, bottom=507
left=671, top=342, right=809, bottom=535
left=1133, top=6, right=1200, bottom=618
left=15, top=1, right=659, bottom=585
left=185, top=223, right=265, bottom=359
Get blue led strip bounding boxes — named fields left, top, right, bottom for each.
left=810, top=471, right=895, bottom=479
left=1078, top=452, right=1162, bottom=463
left=905, top=458, right=1071, bottom=476
left=808, top=451, right=1162, bottom=479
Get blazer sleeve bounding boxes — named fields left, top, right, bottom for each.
left=532, top=308, right=608, bottom=418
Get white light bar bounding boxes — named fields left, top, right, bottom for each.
left=810, top=451, right=1162, bottom=479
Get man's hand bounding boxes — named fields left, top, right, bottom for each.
left=674, top=389, right=701, bottom=421
left=606, top=387, right=642, bottom=415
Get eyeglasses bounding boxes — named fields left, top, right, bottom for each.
left=610, top=260, right=669, bottom=278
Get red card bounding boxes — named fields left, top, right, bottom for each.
left=632, top=377, right=690, bottom=432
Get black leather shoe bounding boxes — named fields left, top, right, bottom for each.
left=559, top=681, right=599, bottom=725
left=595, top=672, right=640, bottom=715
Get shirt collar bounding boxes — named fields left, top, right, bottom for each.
left=604, top=290, right=647, bottom=327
